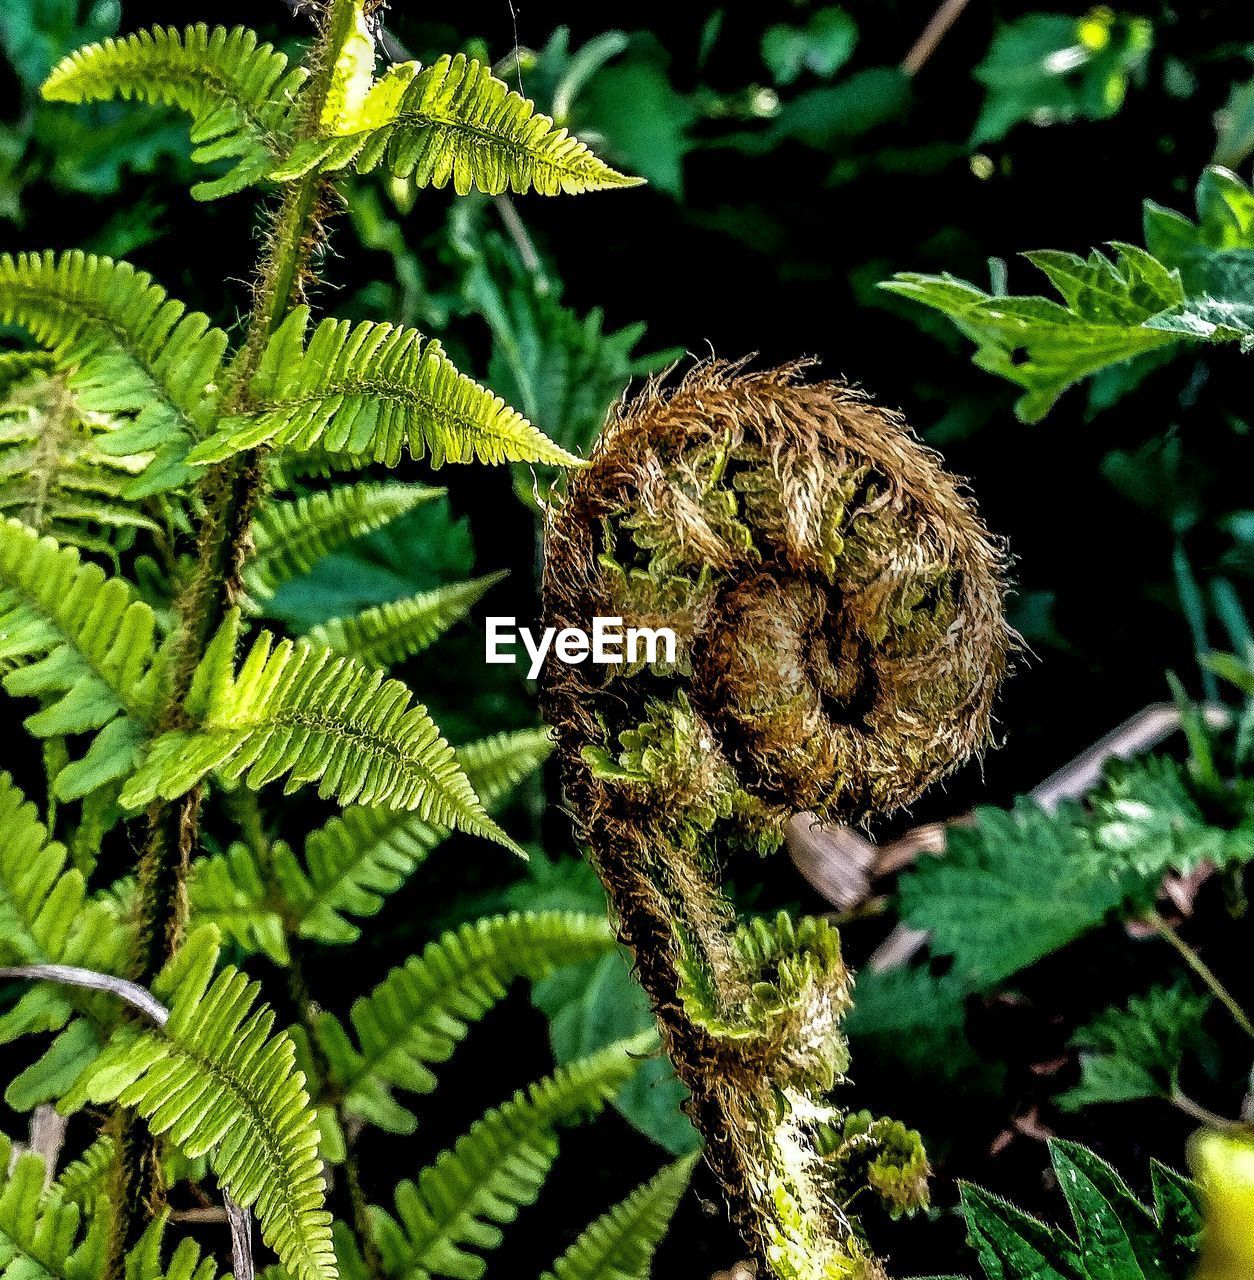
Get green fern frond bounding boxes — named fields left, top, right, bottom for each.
left=0, top=253, right=228, bottom=495
left=273, top=53, right=641, bottom=197
left=0, top=775, right=122, bottom=1108
left=0, top=519, right=159, bottom=799
left=305, top=572, right=506, bottom=667
left=291, top=726, right=553, bottom=945
left=41, top=25, right=307, bottom=200
left=60, top=927, right=335, bottom=1280
left=0, top=1136, right=109, bottom=1280
left=245, top=481, right=444, bottom=604
left=52, top=1135, right=115, bottom=1212
left=188, top=842, right=294, bottom=966
left=120, top=616, right=520, bottom=854
left=0, top=373, right=156, bottom=553
left=370, top=1034, right=655, bottom=1280
left=539, top=1156, right=696, bottom=1280
left=123, top=1220, right=220, bottom=1280
left=187, top=307, right=581, bottom=469
left=186, top=728, right=552, bottom=956
left=318, top=911, right=618, bottom=1132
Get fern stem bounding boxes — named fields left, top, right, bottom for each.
left=118, top=0, right=361, bottom=1265
left=1151, top=912, right=1254, bottom=1040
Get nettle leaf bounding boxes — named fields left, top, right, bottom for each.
left=955, top=1143, right=1200, bottom=1280
left=1058, top=983, right=1212, bottom=1111
left=884, top=245, right=1184, bottom=422
left=41, top=24, right=308, bottom=199
left=245, top=481, right=445, bottom=605
left=274, top=52, right=642, bottom=196
left=0, top=252, right=228, bottom=493
left=60, top=927, right=335, bottom=1280
left=121, top=613, right=521, bottom=855
left=971, top=9, right=1152, bottom=146
left=1086, top=755, right=1254, bottom=885
left=188, top=307, right=580, bottom=470
left=896, top=800, right=1127, bottom=990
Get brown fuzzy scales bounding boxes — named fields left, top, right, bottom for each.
left=541, top=362, right=1010, bottom=1276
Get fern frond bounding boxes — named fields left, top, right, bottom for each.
left=0, top=373, right=156, bottom=553
left=0, top=519, right=159, bottom=799
left=0, top=1137, right=109, bottom=1280
left=245, top=481, right=444, bottom=604
left=52, top=1135, right=115, bottom=1212
left=273, top=53, right=641, bottom=197
left=292, top=727, right=553, bottom=944
left=42, top=25, right=307, bottom=200
left=187, top=842, right=294, bottom=966
left=0, top=775, right=123, bottom=1108
left=318, top=911, right=618, bottom=1132
left=187, top=308, right=580, bottom=469
left=540, top=1156, right=695, bottom=1280
left=305, top=572, right=506, bottom=668
left=120, top=617, right=520, bottom=854
left=0, top=253, right=228, bottom=495
left=370, top=1034, right=655, bottom=1280
left=60, top=927, right=335, bottom=1280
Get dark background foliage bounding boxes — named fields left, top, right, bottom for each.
left=3, top=1, right=1252, bottom=1275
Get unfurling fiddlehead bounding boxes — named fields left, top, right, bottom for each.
left=540, top=362, right=1011, bottom=1279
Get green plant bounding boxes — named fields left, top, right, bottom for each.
left=0, top=5, right=693, bottom=1280
left=927, top=1139, right=1201, bottom=1280
left=541, top=362, right=1011, bottom=1278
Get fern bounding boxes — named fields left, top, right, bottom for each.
left=0, top=372, right=157, bottom=555
left=60, top=927, right=335, bottom=1280
left=317, top=911, right=618, bottom=1132
left=273, top=53, right=642, bottom=197
left=0, top=252, right=228, bottom=495
left=52, top=1135, right=116, bottom=1212
left=0, top=1135, right=109, bottom=1280
left=305, top=572, right=507, bottom=668
left=121, top=615, right=519, bottom=854
left=188, top=307, right=581, bottom=469
left=0, top=519, right=159, bottom=799
left=291, top=726, right=552, bottom=944
left=539, top=1156, right=696, bottom=1280
left=188, top=727, right=553, bottom=954
left=369, top=1035, right=654, bottom=1280
left=41, top=25, right=308, bottom=200
left=244, top=481, right=444, bottom=604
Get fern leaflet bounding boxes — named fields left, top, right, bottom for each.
left=41, top=25, right=307, bottom=200
left=273, top=53, right=641, bottom=197
left=539, top=1156, right=695, bottom=1280
left=317, top=911, right=618, bottom=1132
left=60, top=927, right=336, bottom=1280
left=0, top=1135, right=109, bottom=1280
left=245, top=481, right=444, bottom=604
left=305, top=572, right=506, bottom=667
left=0, top=252, right=228, bottom=495
left=0, top=520, right=159, bottom=799
left=120, top=615, right=520, bottom=854
left=188, top=728, right=553, bottom=954
left=188, top=307, right=580, bottom=469
left=370, top=1035, right=654, bottom=1280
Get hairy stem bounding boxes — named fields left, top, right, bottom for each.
left=117, top=0, right=359, bottom=1264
